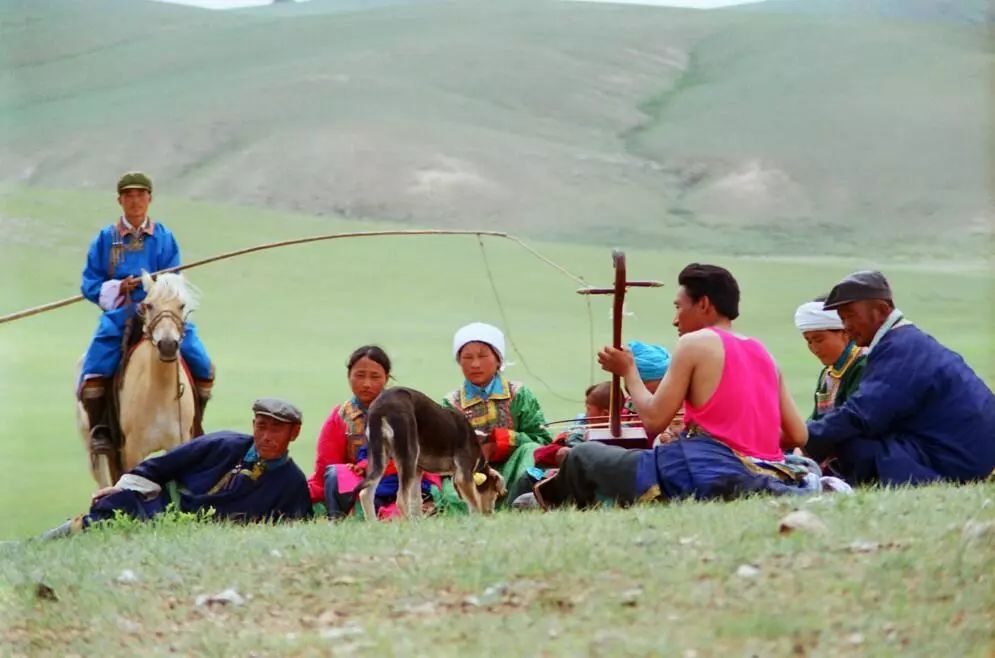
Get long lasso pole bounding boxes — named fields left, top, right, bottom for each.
left=0, top=229, right=591, bottom=325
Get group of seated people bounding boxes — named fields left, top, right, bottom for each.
left=43, top=265, right=995, bottom=536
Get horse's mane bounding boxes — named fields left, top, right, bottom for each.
left=145, top=273, right=200, bottom=311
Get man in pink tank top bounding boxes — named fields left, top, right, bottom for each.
left=534, top=264, right=811, bottom=509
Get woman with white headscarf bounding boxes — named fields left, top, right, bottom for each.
left=440, top=322, right=552, bottom=511
left=794, top=298, right=867, bottom=420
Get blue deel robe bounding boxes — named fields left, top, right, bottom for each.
left=806, top=325, right=995, bottom=485
left=80, top=221, right=212, bottom=380
left=634, top=435, right=811, bottom=501
left=86, top=432, right=313, bottom=525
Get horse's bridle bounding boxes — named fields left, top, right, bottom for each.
left=140, top=306, right=189, bottom=427
left=143, top=307, right=187, bottom=342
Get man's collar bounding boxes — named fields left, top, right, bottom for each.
left=869, top=308, right=908, bottom=352
left=117, top=216, right=155, bottom=237
left=244, top=444, right=290, bottom=470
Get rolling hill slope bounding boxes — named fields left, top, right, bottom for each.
left=741, top=0, right=991, bottom=25
left=1, top=0, right=991, bottom=256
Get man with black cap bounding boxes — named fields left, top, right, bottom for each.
left=806, top=270, right=995, bottom=485
left=77, top=172, right=215, bottom=468
left=41, top=399, right=312, bottom=537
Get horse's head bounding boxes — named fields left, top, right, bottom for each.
left=138, top=271, right=199, bottom=362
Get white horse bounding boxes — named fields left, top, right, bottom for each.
left=76, top=272, right=198, bottom=488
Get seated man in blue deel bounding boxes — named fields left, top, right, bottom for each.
left=805, top=270, right=995, bottom=486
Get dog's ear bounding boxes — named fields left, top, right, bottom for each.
left=488, top=467, right=506, bottom=496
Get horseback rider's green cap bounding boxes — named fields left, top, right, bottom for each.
left=252, top=398, right=303, bottom=424
left=117, top=172, right=152, bottom=194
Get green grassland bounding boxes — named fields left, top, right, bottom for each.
left=1, top=0, right=991, bottom=256
left=2, top=483, right=993, bottom=656
left=1, top=184, right=992, bottom=539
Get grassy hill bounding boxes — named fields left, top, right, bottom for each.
left=1, top=0, right=991, bottom=256
left=742, top=0, right=992, bottom=25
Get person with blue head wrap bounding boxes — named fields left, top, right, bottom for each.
left=623, top=340, right=684, bottom=443
left=628, top=341, right=671, bottom=387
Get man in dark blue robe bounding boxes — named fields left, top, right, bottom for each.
left=43, top=398, right=312, bottom=537
left=806, top=271, right=995, bottom=485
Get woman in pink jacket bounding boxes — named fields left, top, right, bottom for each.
left=307, top=346, right=437, bottom=519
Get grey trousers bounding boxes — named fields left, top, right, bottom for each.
left=539, top=442, right=642, bottom=508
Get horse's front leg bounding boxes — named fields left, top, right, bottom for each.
left=120, top=426, right=145, bottom=474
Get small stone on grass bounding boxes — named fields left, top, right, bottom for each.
left=736, top=564, right=760, bottom=579
left=195, top=587, right=245, bottom=607
left=320, top=622, right=364, bottom=641
left=116, top=616, right=141, bottom=634
left=34, top=582, right=58, bottom=601
left=961, top=520, right=995, bottom=543
left=618, top=587, right=643, bottom=607
left=779, top=510, right=827, bottom=535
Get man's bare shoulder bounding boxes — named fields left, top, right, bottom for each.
left=675, top=328, right=721, bottom=350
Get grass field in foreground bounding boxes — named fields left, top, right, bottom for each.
left=2, top=483, right=993, bottom=656
left=1, top=184, right=993, bottom=539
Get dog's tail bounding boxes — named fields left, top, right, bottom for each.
left=354, top=409, right=392, bottom=496
left=355, top=405, right=416, bottom=496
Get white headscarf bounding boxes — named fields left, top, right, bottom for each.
left=794, top=301, right=844, bottom=332
left=453, top=322, right=506, bottom=363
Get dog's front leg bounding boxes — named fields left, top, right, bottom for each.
left=454, top=467, right=483, bottom=514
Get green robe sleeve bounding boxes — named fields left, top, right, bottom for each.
left=509, top=385, right=552, bottom=446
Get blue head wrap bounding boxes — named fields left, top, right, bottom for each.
left=628, top=340, right=671, bottom=381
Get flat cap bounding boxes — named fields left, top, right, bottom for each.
left=252, top=398, right=302, bottom=424
left=117, top=171, right=152, bottom=194
left=823, top=270, right=892, bottom=310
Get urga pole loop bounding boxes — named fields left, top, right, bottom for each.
left=0, top=228, right=588, bottom=325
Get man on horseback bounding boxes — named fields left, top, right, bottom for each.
left=78, top=172, right=214, bottom=464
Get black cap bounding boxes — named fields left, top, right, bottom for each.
left=823, top=270, right=892, bottom=310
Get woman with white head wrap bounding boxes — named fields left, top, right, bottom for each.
left=795, top=299, right=866, bottom=421
left=439, top=322, right=552, bottom=512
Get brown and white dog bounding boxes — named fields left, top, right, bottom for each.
left=356, top=387, right=505, bottom=519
